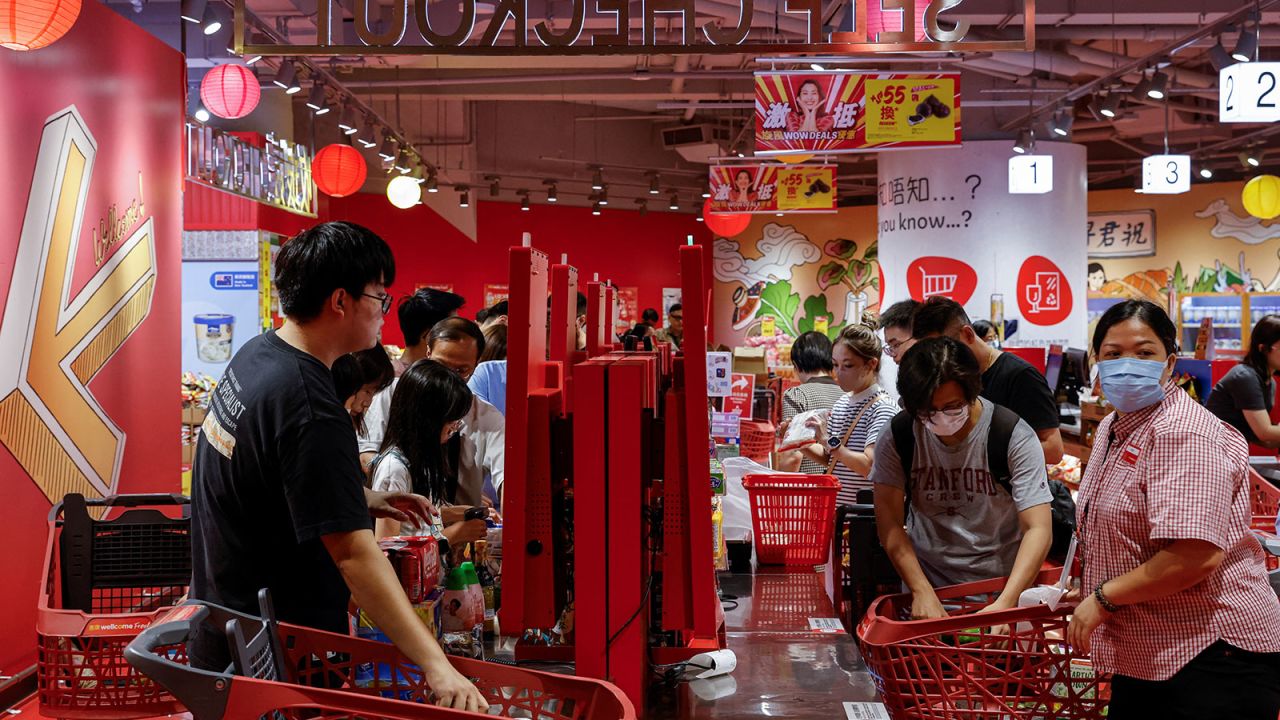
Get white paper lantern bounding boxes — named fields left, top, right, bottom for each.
left=386, top=175, right=422, bottom=209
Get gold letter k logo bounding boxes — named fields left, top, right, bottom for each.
left=0, top=106, right=157, bottom=504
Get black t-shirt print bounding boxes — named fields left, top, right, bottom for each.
left=190, top=331, right=371, bottom=640
left=980, top=352, right=1060, bottom=432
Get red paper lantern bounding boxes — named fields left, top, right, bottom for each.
left=312, top=144, right=368, bottom=198
left=703, top=199, right=751, bottom=238
left=200, top=64, right=261, bottom=120
left=0, top=0, right=82, bottom=51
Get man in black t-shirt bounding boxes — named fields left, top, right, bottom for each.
left=191, top=222, right=486, bottom=712
left=911, top=297, right=1064, bottom=463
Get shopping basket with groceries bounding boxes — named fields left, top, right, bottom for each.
left=124, top=589, right=636, bottom=720
left=37, top=492, right=191, bottom=719
left=856, top=558, right=1111, bottom=720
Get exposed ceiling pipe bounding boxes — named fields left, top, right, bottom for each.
left=1063, top=44, right=1216, bottom=89
left=1034, top=24, right=1280, bottom=43
left=343, top=70, right=752, bottom=88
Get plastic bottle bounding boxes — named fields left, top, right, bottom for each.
left=440, top=565, right=470, bottom=633
left=474, top=541, right=497, bottom=637
left=460, top=561, right=485, bottom=658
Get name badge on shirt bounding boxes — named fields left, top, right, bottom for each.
left=1120, top=442, right=1141, bottom=466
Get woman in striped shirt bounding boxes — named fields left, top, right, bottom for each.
left=800, top=324, right=899, bottom=505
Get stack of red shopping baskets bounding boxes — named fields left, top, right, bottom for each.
left=125, top=592, right=635, bottom=720
left=742, top=473, right=839, bottom=565
left=738, top=420, right=776, bottom=465
left=857, top=568, right=1111, bottom=719
left=1249, top=469, right=1280, bottom=570
left=37, top=493, right=191, bottom=719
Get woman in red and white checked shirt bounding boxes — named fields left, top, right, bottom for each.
left=1068, top=300, right=1280, bottom=719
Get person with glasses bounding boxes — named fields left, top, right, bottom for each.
left=189, top=222, right=487, bottom=712
left=371, top=360, right=488, bottom=549
left=655, top=303, right=684, bottom=351
left=876, top=299, right=920, bottom=405
left=869, top=336, right=1053, bottom=620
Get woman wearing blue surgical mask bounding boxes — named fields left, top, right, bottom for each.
left=1068, top=299, right=1280, bottom=720
left=869, top=336, right=1053, bottom=620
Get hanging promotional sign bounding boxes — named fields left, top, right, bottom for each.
left=755, top=72, right=961, bottom=156
left=877, top=141, right=1087, bottom=348
left=709, top=164, right=837, bottom=214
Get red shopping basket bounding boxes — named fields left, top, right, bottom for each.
left=739, top=420, right=776, bottom=465
left=37, top=493, right=191, bottom=719
left=857, top=568, right=1111, bottom=719
left=742, top=473, right=839, bottom=566
left=124, top=592, right=635, bottom=720
left=1250, top=468, right=1280, bottom=532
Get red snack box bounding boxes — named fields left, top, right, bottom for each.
left=378, top=535, right=441, bottom=603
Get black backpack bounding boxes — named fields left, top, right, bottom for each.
left=889, top=405, right=1076, bottom=562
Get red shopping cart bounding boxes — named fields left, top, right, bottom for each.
left=857, top=568, right=1110, bottom=720
left=124, top=590, right=635, bottom=720
left=37, top=493, right=191, bottom=719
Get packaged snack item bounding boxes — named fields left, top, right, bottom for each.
left=378, top=535, right=440, bottom=603
left=474, top=541, right=497, bottom=636
left=778, top=408, right=829, bottom=451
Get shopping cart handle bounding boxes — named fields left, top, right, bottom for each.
left=857, top=597, right=1076, bottom=646
left=48, top=493, right=190, bottom=521
left=123, top=602, right=234, bottom=720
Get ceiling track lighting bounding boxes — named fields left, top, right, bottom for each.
left=649, top=173, right=661, bottom=195
left=1132, top=72, right=1153, bottom=99
left=485, top=176, right=500, bottom=197
left=1233, top=20, right=1259, bottom=63
left=696, top=205, right=704, bottom=222
left=520, top=192, right=531, bottom=211
left=395, top=150, right=412, bottom=174
left=306, top=83, right=329, bottom=115
left=378, top=135, right=397, bottom=162
left=591, top=168, right=604, bottom=191
left=180, top=0, right=206, bottom=24
left=1012, top=128, right=1034, bottom=155
left=244, top=54, right=263, bottom=66
left=338, top=105, right=359, bottom=135
left=544, top=179, right=558, bottom=203
left=1146, top=71, right=1169, bottom=100
left=200, top=4, right=222, bottom=35
left=668, top=192, right=679, bottom=211
left=1199, top=165, right=1215, bottom=180
left=1210, top=37, right=1235, bottom=72
left=273, top=60, right=300, bottom=94
left=1049, top=109, right=1072, bottom=138
left=356, top=123, right=378, bottom=149
left=1087, top=96, right=1104, bottom=122
left=194, top=103, right=210, bottom=123
left=411, top=165, right=426, bottom=184
left=1240, top=150, right=1261, bottom=168
left=599, top=187, right=609, bottom=206
left=701, top=187, right=711, bottom=199
left=591, top=202, right=602, bottom=216
left=1099, top=92, right=1122, bottom=119
left=458, top=187, right=471, bottom=208
left=636, top=198, right=648, bottom=217
left=426, top=173, right=439, bottom=193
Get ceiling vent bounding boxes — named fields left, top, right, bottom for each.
left=660, top=124, right=731, bottom=164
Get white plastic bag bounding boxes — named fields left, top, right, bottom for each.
left=720, top=456, right=781, bottom=543
left=778, top=409, right=829, bottom=452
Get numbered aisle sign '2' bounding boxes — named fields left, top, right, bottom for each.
left=1141, top=155, right=1190, bottom=195
left=1221, top=62, right=1280, bottom=123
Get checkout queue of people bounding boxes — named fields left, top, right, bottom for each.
left=188, top=222, right=1280, bottom=717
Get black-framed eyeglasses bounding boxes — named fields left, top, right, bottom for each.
left=362, top=292, right=394, bottom=315
left=915, top=403, right=968, bottom=423
left=670, top=313, right=684, bottom=321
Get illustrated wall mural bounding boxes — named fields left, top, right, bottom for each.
left=711, top=206, right=880, bottom=350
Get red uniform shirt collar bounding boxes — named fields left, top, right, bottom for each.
left=1108, top=380, right=1178, bottom=443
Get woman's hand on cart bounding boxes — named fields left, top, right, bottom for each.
left=975, top=598, right=1015, bottom=640
left=426, top=665, right=490, bottom=712
left=1066, top=592, right=1109, bottom=654
left=910, top=588, right=949, bottom=620
left=367, top=490, right=437, bottom=527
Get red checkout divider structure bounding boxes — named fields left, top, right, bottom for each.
left=500, top=235, right=724, bottom=713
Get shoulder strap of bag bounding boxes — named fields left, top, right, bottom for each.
left=825, top=394, right=883, bottom=474
left=986, top=404, right=1021, bottom=495
left=890, top=411, right=916, bottom=509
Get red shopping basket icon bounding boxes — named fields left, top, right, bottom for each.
left=742, top=473, right=839, bottom=566
left=125, top=592, right=635, bottom=720
left=857, top=568, right=1111, bottom=719
left=37, top=493, right=191, bottom=719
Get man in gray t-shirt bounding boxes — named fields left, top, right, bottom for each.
left=870, top=397, right=1052, bottom=587
left=872, top=336, right=1053, bottom=620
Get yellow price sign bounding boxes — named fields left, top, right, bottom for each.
left=761, top=315, right=777, bottom=337
left=776, top=166, right=837, bottom=211
left=864, top=77, right=958, bottom=144
left=814, top=316, right=830, bottom=335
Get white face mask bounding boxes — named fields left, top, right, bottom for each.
left=924, top=404, right=970, bottom=437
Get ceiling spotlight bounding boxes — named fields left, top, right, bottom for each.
left=591, top=167, right=604, bottom=190
left=1146, top=71, right=1169, bottom=100
left=668, top=192, right=679, bottom=211
left=244, top=54, right=263, bottom=66
left=1012, top=128, right=1033, bottom=155
left=395, top=150, right=412, bottom=174
left=1199, top=165, right=1215, bottom=180
left=1240, top=150, right=1261, bottom=168
left=696, top=205, right=704, bottom=222
left=1049, top=109, right=1072, bottom=138
left=306, top=83, right=329, bottom=115
left=1209, top=37, right=1234, bottom=72
left=1132, top=73, right=1153, bottom=99
left=180, top=0, right=206, bottom=23
left=338, top=105, right=359, bottom=135
left=200, top=4, right=222, bottom=35
left=701, top=186, right=711, bottom=199
left=356, top=123, right=377, bottom=149
left=520, top=192, right=531, bottom=211
left=273, top=60, right=300, bottom=94
left=810, top=63, right=826, bottom=71
left=1233, top=22, right=1259, bottom=63
left=736, top=151, right=746, bottom=158
left=1099, top=92, right=1122, bottom=119
left=544, top=180, right=558, bottom=202
left=1087, top=95, right=1105, bottom=122
left=487, top=176, right=500, bottom=197
left=649, top=173, right=660, bottom=195
left=592, top=202, right=602, bottom=216
left=458, top=187, right=470, bottom=208
left=599, top=187, right=609, bottom=206
left=412, top=165, right=426, bottom=184
left=636, top=198, right=648, bottom=217
left=378, top=135, right=397, bottom=162
left=776, top=212, right=785, bottom=217
left=194, top=104, right=210, bottom=123
left=426, top=172, right=439, bottom=193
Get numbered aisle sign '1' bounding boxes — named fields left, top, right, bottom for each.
left=1008, top=155, right=1054, bottom=195
left=1142, top=155, right=1190, bottom=195
left=1221, top=63, right=1280, bottom=123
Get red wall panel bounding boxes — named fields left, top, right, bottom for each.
left=326, top=193, right=713, bottom=346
